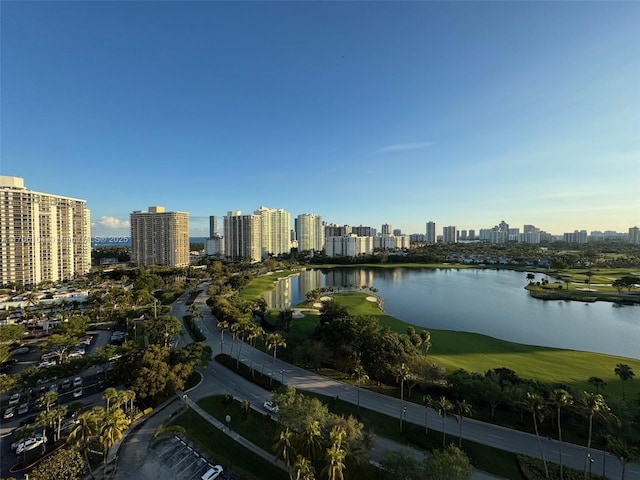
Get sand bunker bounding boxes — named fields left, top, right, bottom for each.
left=313, top=302, right=323, bottom=308
left=366, top=296, right=378, bottom=302
left=320, top=296, right=332, bottom=301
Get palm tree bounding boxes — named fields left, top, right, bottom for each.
left=322, top=442, right=346, bottom=480
left=266, top=333, right=287, bottom=385
left=52, top=404, right=68, bottom=441
left=69, top=407, right=103, bottom=478
left=217, top=320, right=229, bottom=354
left=579, top=392, right=611, bottom=478
left=436, top=396, right=453, bottom=447
left=247, top=323, right=264, bottom=376
left=351, top=365, right=369, bottom=416
left=290, top=455, right=315, bottom=480
left=614, top=364, right=635, bottom=400
left=606, top=435, right=639, bottom=480
left=274, top=428, right=296, bottom=468
left=103, top=387, right=118, bottom=412
left=297, top=419, right=323, bottom=464
left=396, top=363, right=410, bottom=431
left=100, top=407, right=130, bottom=467
left=522, top=392, right=549, bottom=479
left=549, top=388, right=574, bottom=480
left=38, top=391, right=58, bottom=413
left=423, top=394, right=434, bottom=436
left=587, top=376, right=607, bottom=394
left=420, top=330, right=431, bottom=354
left=455, top=399, right=473, bottom=448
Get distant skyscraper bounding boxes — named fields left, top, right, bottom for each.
left=381, top=224, right=392, bottom=235
left=629, top=226, right=639, bottom=245
left=224, top=211, right=262, bottom=262
left=426, top=221, right=436, bottom=243
left=442, top=226, right=458, bottom=244
left=130, top=206, right=189, bottom=267
left=0, top=176, right=91, bottom=285
left=255, top=206, right=291, bottom=258
left=297, top=213, right=324, bottom=252
left=393, top=229, right=402, bottom=236
left=209, top=216, right=218, bottom=237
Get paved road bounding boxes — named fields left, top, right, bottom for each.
left=182, top=286, right=640, bottom=480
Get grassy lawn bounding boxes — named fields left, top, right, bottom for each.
left=169, top=407, right=288, bottom=480
left=290, top=291, right=640, bottom=401
left=239, top=270, right=300, bottom=301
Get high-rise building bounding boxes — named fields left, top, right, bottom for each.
left=629, top=227, right=639, bottom=245
left=426, top=221, right=436, bottom=243
left=442, top=226, right=458, bottom=244
left=223, top=211, right=262, bottom=262
left=351, top=225, right=373, bottom=237
left=381, top=224, right=392, bottom=235
left=255, top=206, right=291, bottom=259
left=0, top=176, right=91, bottom=285
left=130, top=206, right=189, bottom=267
left=209, top=216, right=218, bottom=237
left=296, top=213, right=325, bottom=252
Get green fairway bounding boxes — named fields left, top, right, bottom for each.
left=239, top=269, right=300, bottom=301
left=290, top=291, right=640, bottom=400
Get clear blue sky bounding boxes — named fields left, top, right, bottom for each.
left=2, top=1, right=639, bottom=237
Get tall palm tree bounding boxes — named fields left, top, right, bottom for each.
left=322, top=442, right=346, bottom=480
left=579, top=392, right=611, bottom=478
left=103, top=387, right=118, bottom=412
left=455, top=399, right=473, bottom=448
left=100, top=407, right=130, bottom=467
left=436, top=396, right=453, bottom=447
left=420, top=330, right=431, bottom=355
left=606, top=435, right=639, bottom=480
left=522, top=392, right=549, bottom=479
left=52, top=404, right=68, bottom=441
left=396, top=363, right=410, bottom=430
left=266, top=333, right=287, bottom=385
left=247, top=323, right=264, bottom=376
left=38, top=391, right=58, bottom=413
left=423, top=394, right=434, bottom=436
left=69, top=407, right=103, bottom=478
left=274, top=428, right=296, bottom=468
left=351, top=365, right=369, bottom=416
left=217, top=320, right=229, bottom=354
left=614, top=364, right=635, bottom=400
left=549, top=388, right=574, bottom=480
left=290, top=455, right=315, bottom=480
left=587, top=376, right=607, bottom=394
left=297, top=419, right=323, bottom=464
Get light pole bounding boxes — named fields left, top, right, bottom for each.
left=280, top=369, right=285, bottom=385
left=587, top=454, right=593, bottom=479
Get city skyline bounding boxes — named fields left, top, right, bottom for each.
left=2, top=2, right=638, bottom=237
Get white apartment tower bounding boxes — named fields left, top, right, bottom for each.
left=629, top=227, right=640, bottom=245
left=224, top=211, right=262, bottom=262
left=442, top=225, right=458, bottom=244
left=0, top=176, right=91, bottom=285
left=130, top=206, right=189, bottom=267
left=426, top=221, right=436, bottom=244
left=296, top=213, right=324, bottom=252
left=255, top=206, right=291, bottom=259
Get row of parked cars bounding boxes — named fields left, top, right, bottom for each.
left=38, top=335, right=94, bottom=368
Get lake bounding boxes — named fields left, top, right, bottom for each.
left=263, top=267, right=640, bottom=360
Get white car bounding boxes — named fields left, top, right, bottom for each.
left=73, top=387, right=83, bottom=398
left=201, top=465, right=223, bottom=480
left=9, top=393, right=20, bottom=405
left=12, top=432, right=44, bottom=450
left=17, top=403, right=29, bottom=415
left=73, top=376, right=83, bottom=387
left=16, top=435, right=46, bottom=455
left=4, top=406, right=15, bottom=419
left=263, top=401, right=279, bottom=413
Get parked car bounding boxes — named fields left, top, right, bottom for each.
left=16, top=435, right=46, bottom=455
left=9, top=393, right=20, bottom=405
left=17, top=403, right=29, bottom=415
left=263, top=401, right=279, bottom=413
left=73, top=376, right=82, bottom=387
left=3, top=406, right=16, bottom=419
left=201, top=465, right=224, bottom=480
left=61, top=379, right=71, bottom=390
left=11, top=431, right=43, bottom=450
left=49, top=383, right=58, bottom=393
left=73, top=387, right=83, bottom=398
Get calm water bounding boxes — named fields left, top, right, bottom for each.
left=263, top=268, right=640, bottom=359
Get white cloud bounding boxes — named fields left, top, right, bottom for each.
left=98, top=216, right=130, bottom=229
left=376, top=142, right=434, bottom=154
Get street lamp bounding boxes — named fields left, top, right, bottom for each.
left=587, top=453, right=594, bottom=479
left=280, top=369, right=285, bottom=385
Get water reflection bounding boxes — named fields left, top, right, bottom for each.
left=263, top=268, right=640, bottom=359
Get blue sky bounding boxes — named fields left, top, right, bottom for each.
left=1, top=1, right=639, bottom=237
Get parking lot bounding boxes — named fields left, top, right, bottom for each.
left=142, top=436, right=231, bottom=480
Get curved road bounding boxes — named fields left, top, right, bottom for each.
left=168, top=286, right=640, bottom=479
